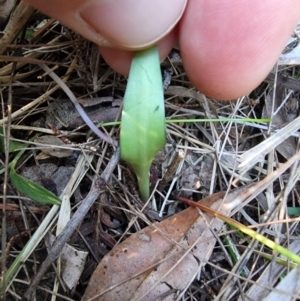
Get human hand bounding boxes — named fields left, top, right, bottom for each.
left=23, top=0, right=300, bottom=100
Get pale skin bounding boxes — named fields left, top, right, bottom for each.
left=23, top=0, right=300, bottom=100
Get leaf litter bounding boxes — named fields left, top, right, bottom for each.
left=1, top=4, right=300, bottom=301
left=81, top=188, right=251, bottom=301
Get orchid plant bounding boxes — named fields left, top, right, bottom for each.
left=120, top=46, right=165, bottom=202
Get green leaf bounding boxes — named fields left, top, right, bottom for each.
left=120, top=46, right=166, bottom=201
left=0, top=126, right=26, bottom=153
left=10, top=167, right=61, bottom=205
left=9, top=145, right=61, bottom=206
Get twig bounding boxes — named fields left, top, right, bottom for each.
left=264, top=72, right=300, bottom=92
left=22, top=148, right=120, bottom=301
left=0, top=2, right=34, bottom=55
left=0, top=56, right=77, bottom=125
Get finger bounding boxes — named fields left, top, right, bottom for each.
left=23, top=0, right=186, bottom=50
left=99, top=28, right=177, bottom=75
left=179, top=0, right=300, bottom=100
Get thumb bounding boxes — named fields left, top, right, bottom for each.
left=23, top=0, right=186, bottom=49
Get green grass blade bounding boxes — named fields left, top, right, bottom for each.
left=1, top=205, right=59, bottom=294
left=9, top=146, right=61, bottom=206
left=178, top=197, right=300, bottom=264
left=101, top=117, right=271, bottom=128
left=10, top=167, right=61, bottom=205
left=120, top=46, right=165, bottom=202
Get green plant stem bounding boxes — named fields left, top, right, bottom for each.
left=136, top=166, right=151, bottom=202
left=97, top=118, right=271, bottom=128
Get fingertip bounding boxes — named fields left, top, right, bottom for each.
left=180, top=0, right=300, bottom=100
left=81, top=0, right=186, bottom=49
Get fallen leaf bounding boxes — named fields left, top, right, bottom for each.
left=262, top=265, right=300, bottom=301
left=21, top=164, right=74, bottom=196
left=82, top=187, right=249, bottom=301
left=61, top=243, right=88, bottom=290
left=46, top=98, right=121, bottom=130
left=49, top=234, right=88, bottom=290
left=35, top=135, right=73, bottom=158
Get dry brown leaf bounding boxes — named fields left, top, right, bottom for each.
left=46, top=98, right=121, bottom=130
left=48, top=234, right=88, bottom=290
left=21, top=163, right=74, bottom=196
left=35, top=135, right=73, bottom=158
left=82, top=187, right=249, bottom=301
